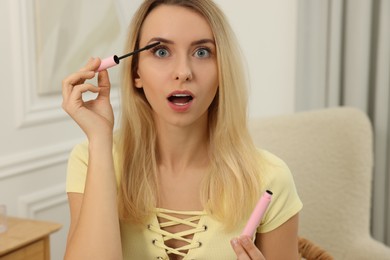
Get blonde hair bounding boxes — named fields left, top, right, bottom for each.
left=117, top=0, right=263, bottom=229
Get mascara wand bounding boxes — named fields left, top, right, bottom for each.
left=96, top=41, right=160, bottom=72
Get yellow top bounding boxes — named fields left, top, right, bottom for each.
left=66, top=141, right=302, bottom=259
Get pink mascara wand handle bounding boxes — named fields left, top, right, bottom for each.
left=96, top=55, right=120, bottom=72
left=241, top=190, right=273, bottom=237
left=95, top=42, right=161, bottom=72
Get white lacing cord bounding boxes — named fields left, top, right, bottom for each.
left=149, top=209, right=207, bottom=257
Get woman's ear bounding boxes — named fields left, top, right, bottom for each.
left=134, top=76, right=143, bottom=88
left=134, top=67, right=143, bottom=88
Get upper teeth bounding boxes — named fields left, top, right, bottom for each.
left=172, top=94, right=190, bottom=97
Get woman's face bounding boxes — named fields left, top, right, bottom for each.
left=135, top=5, right=218, bottom=128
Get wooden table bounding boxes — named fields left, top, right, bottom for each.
left=0, top=217, right=62, bottom=260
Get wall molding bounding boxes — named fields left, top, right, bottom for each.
left=10, top=0, right=120, bottom=129
left=18, top=183, right=67, bottom=218
left=0, top=139, right=82, bottom=180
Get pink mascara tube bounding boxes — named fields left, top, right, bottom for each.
left=96, top=41, right=160, bottom=72
left=241, top=190, right=273, bottom=237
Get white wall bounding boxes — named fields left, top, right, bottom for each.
left=214, top=0, right=297, bottom=118
left=0, top=1, right=297, bottom=259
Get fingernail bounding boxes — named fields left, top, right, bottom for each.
left=240, top=236, right=251, bottom=245
left=231, top=238, right=239, bottom=247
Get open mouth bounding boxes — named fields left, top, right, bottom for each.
left=167, top=93, right=194, bottom=106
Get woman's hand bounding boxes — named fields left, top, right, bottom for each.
left=62, top=58, right=114, bottom=140
left=231, top=236, right=266, bottom=260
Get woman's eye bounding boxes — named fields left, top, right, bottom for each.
left=194, top=48, right=211, bottom=58
left=153, top=48, right=170, bottom=58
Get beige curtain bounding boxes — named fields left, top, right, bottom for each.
left=296, top=0, right=390, bottom=245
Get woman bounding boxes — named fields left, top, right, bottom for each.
left=62, top=0, right=302, bottom=259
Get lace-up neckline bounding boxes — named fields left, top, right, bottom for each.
left=148, top=208, right=208, bottom=259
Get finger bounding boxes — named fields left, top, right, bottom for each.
left=62, top=83, right=99, bottom=114
left=70, top=83, right=99, bottom=98
left=79, top=57, right=101, bottom=72
left=96, top=69, right=111, bottom=99
left=231, top=238, right=251, bottom=260
left=63, top=70, right=96, bottom=88
left=239, top=236, right=265, bottom=260
left=62, top=58, right=99, bottom=105
left=65, top=83, right=100, bottom=109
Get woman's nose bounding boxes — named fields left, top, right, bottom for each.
left=173, top=56, right=193, bottom=82
left=175, top=72, right=192, bottom=81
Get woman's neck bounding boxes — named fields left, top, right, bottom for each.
left=155, top=118, right=210, bottom=175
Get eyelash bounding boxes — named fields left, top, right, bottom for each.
left=194, top=47, right=212, bottom=58
left=149, top=45, right=213, bottom=58
left=150, top=45, right=170, bottom=58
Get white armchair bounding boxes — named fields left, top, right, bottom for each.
left=249, top=107, right=390, bottom=259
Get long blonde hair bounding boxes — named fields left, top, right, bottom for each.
left=117, top=0, right=263, bottom=229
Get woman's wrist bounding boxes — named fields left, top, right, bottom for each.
left=87, top=134, right=114, bottom=152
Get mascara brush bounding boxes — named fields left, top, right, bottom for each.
left=96, top=41, right=160, bottom=72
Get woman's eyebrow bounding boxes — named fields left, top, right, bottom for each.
left=147, top=37, right=173, bottom=45
left=147, top=37, right=215, bottom=46
left=191, top=39, right=215, bottom=46
left=191, top=39, right=215, bottom=45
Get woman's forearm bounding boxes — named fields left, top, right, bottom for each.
left=65, top=137, right=122, bottom=260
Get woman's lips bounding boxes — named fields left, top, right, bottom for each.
left=167, top=91, right=194, bottom=112
left=168, top=93, right=193, bottom=105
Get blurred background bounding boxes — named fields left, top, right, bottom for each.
left=0, top=0, right=388, bottom=259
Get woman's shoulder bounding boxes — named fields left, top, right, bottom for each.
left=256, top=148, right=290, bottom=173
left=255, top=148, right=303, bottom=233
left=255, top=148, right=296, bottom=192
left=257, top=149, right=288, bottom=167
